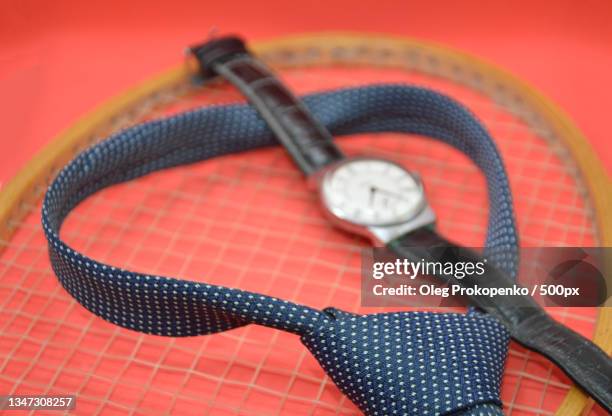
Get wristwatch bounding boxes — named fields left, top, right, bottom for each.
left=189, top=36, right=612, bottom=413
left=190, top=37, right=436, bottom=244
left=319, top=157, right=436, bottom=244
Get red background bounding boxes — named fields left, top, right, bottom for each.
left=1, top=0, right=611, bottom=187
left=0, top=2, right=610, bottom=414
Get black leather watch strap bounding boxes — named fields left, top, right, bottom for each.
left=388, top=227, right=612, bottom=413
left=190, top=36, right=344, bottom=175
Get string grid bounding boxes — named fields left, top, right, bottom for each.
left=0, top=64, right=603, bottom=416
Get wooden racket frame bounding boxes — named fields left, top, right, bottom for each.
left=0, top=33, right=609, bottom=415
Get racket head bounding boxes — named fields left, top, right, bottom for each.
left=0, top=34, right=610, bottom=416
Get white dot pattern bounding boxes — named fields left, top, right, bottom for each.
left=302, top=308, right=508, bottom=415
left=42, top=85, right=518, bottom=415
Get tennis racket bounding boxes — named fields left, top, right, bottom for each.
left=0, top=34, right=610, bottom=415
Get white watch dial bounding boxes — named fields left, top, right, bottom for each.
left=320, top=158, right=426, bottom=226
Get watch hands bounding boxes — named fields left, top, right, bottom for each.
left=369, top=185, right=408, bottom=201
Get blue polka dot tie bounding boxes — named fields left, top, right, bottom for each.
left=303, top=308, right=508, bottom=415
left=43, top=85, right=517, bottom=415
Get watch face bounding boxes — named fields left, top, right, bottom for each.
left=320, top=158, right=426, bottom=226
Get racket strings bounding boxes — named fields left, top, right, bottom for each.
left=0, top=60, right=601, bottom=416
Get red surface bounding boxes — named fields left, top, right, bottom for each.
left=1, top=0, right=611, bottom=188
left=0, top=2, right=611, bottom=414
left=0, top=65, right=605, bottom=413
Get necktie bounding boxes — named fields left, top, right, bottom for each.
left=43, top=85, right=517, bottom=415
